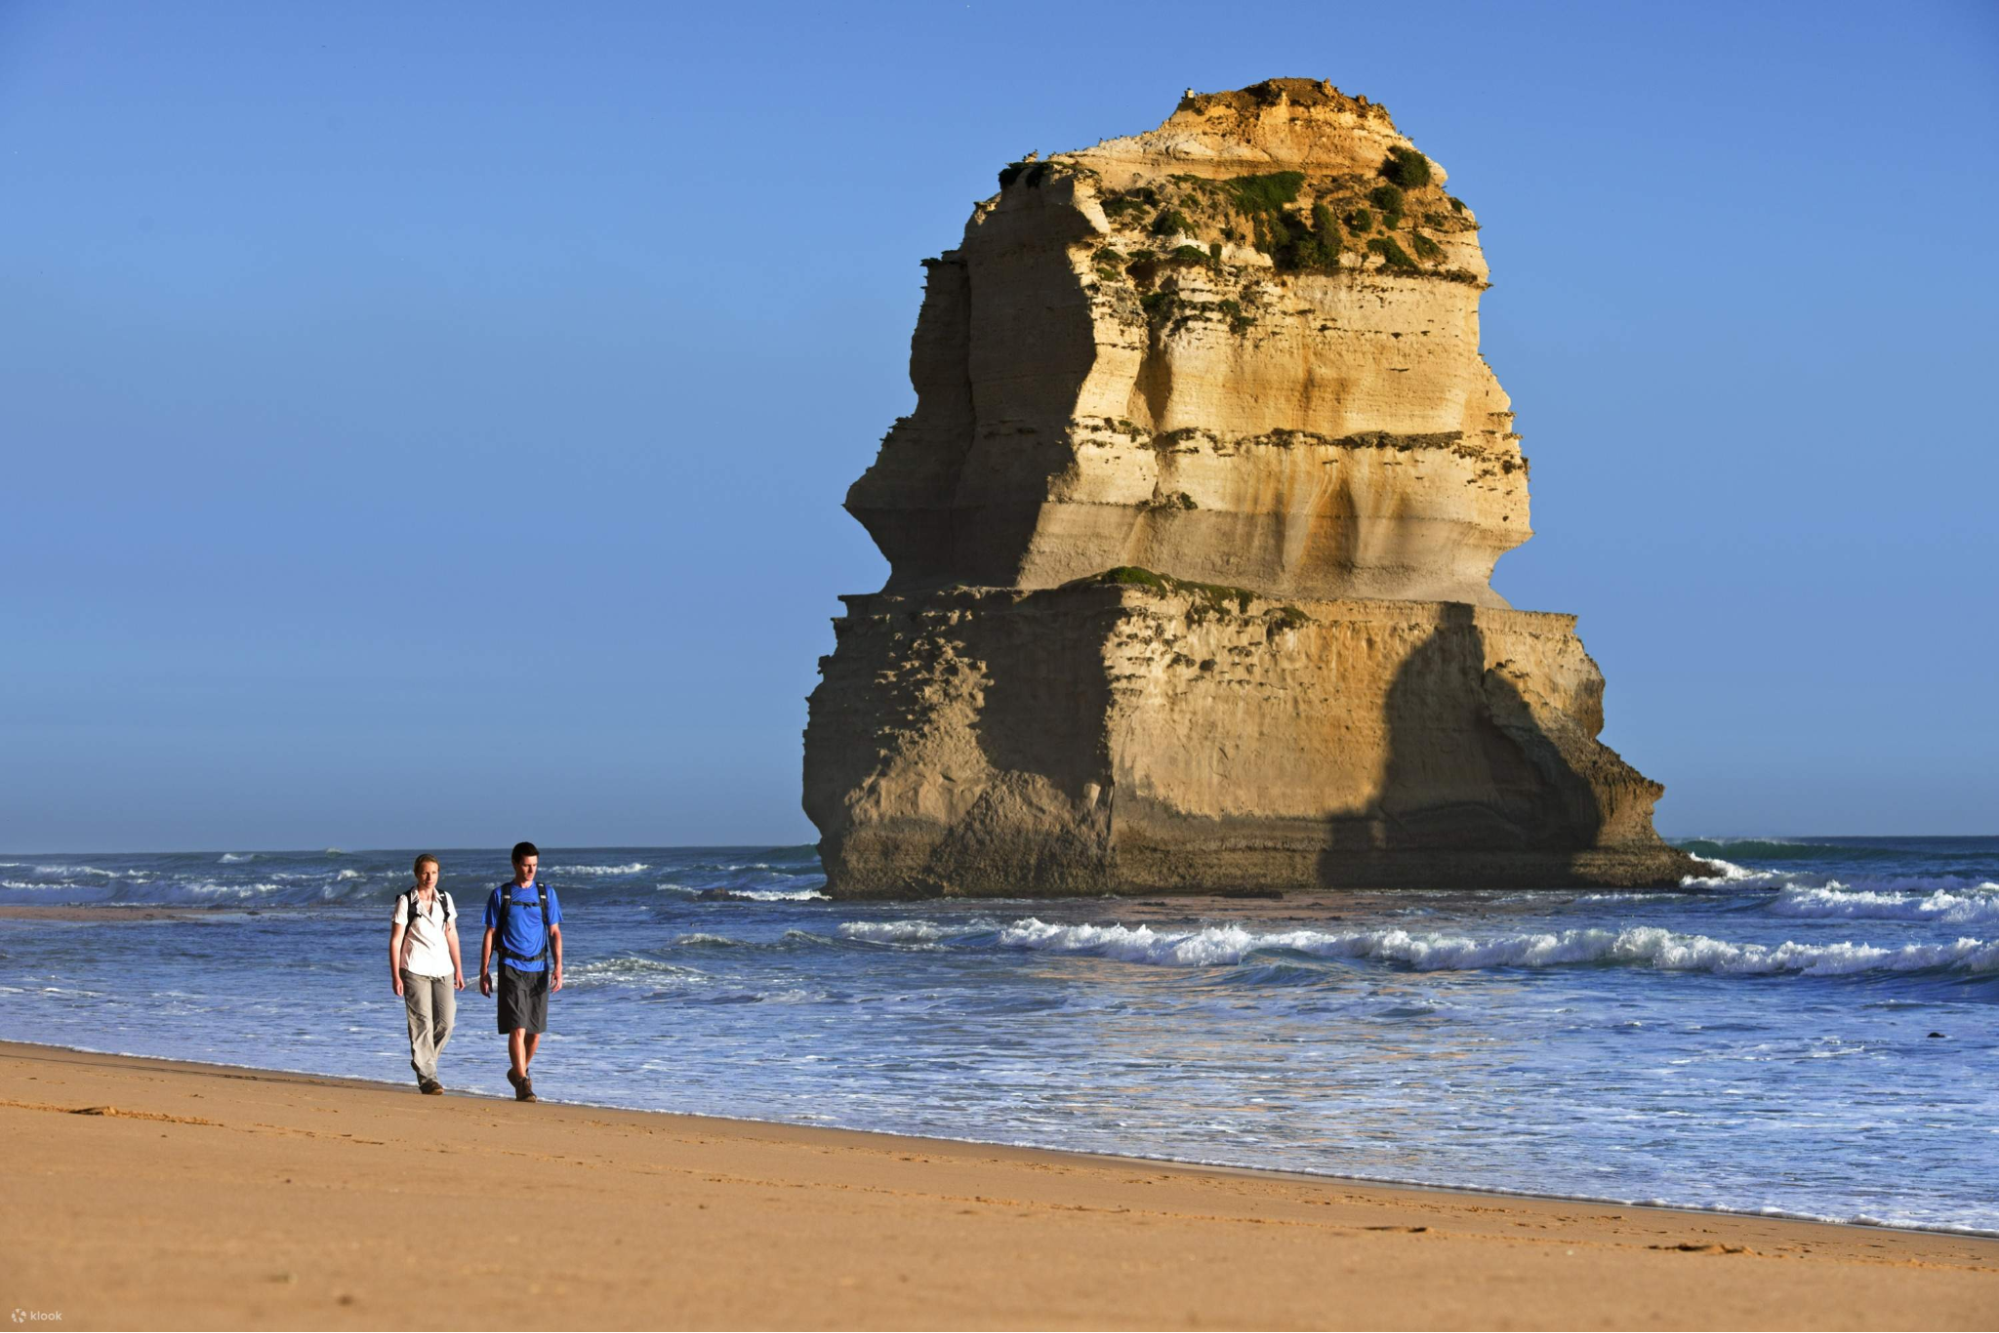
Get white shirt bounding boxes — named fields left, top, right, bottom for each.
left=392, top=889, right=458, bottom=979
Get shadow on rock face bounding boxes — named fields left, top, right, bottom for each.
left=1317, top=601, right=1608, bottom=883
left=929, top=598, right=1117, bottom=894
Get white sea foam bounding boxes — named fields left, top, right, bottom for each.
left=218, top=853, right=256, bottom=863
left=1681, top=857, right=1795, bottom=889
left=1768, top=882, right=1999, bottom=925
left=990, top=918, right=1999, bottom=976
left=1681, top=855, right=1997, bottom=905
left=839, top=920, right=950, bottom=943
left=674, top=932, right=747, bottom=947
left=729, top=888, right=829, bottom=901
left=1577, top=892, right=1685, bottom=903
left=567, top=956, right=700, bottom=986
left=556, top=862, right=650, bottom=876
left=162, top=880, right=292, bottom=900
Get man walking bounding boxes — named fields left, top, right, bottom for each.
left=479, top=841, right=563, bottom=1102
left=389, top=853, right=463, bottom=1095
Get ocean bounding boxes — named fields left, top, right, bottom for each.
left=2, top=837, right=1994, bottom=1235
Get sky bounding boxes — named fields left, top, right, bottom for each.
left=2, top=1, right=1995, bottom=851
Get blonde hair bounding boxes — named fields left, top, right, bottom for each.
left=413, top=853, right=440, bottom=876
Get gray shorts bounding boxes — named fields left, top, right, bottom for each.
left=496, top=965, right=550, bottom=1034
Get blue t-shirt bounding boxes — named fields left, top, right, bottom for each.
left=484, top=881, right=563, bottom=972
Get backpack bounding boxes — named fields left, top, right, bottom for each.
left=403, top=887, right=453, bottom=930
left=495, top=882, right=552, bottom=969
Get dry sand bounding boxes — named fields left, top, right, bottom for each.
left=2, top=1040, right=1994, bottom=1330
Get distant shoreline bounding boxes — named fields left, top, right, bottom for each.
left=3, top=1039, right=1996, bottom=1329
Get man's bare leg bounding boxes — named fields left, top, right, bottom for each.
left=508, top=1029, right=529, bottom=1081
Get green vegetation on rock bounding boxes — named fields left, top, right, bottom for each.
left=1084, top=151, right=1475, bottom=288
left=1366, top=237, right=1418, bottom=270
left=1098, top=186, right=1157, bottom=221
left=1267, top=605, right=1312, bottom=631
left=1367, top=184, right=1405, bottom=228
left=1077, top=566, right=1254, bottom=616
left=1070, top=567, right=1312, bottom=630
left=1378, top=146, right=1432, bottom=189
left=1224, top=170, right=1306, bottom=213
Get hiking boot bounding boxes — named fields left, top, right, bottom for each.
left=515, top=1076, right=537, bottom=1103
left=419, top=1079, right=443, bottom=1095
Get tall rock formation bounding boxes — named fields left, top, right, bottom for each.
left=805, top=80, right=1703, bottom=897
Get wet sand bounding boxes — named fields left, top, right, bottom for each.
left=2, top=1040, right=1994, bottom=1330
left=0, top=905, right=211, bottom=922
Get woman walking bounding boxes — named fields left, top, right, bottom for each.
left=389, top=853, right=464, bottom=1094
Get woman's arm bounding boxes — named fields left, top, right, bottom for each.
left=388, top=921, right=406, bottom=996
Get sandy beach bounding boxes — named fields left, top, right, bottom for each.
left=2, top=1041, right=1995, bottom=1330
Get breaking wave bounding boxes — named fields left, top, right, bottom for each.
left=1767, top=883, right=1999, bottom=926
left=1681, top=857, right=1792, bottom=890
left=1680, top=856, right=1999, bottom=905
left=987, top=918, right=1999, bottom=977
left=565, top=956, right=703, bottom=988
left=839, top=920, right=950, bottom=944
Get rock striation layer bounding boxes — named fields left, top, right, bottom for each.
left=806, top=79, right=1702, bottom=896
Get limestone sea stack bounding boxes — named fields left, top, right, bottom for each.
left=804, top=79, right=1705, bottom=897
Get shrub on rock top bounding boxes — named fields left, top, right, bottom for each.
left=1379, top=146, right=1432, bottom=189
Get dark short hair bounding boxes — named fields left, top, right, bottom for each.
left=511, top=841, right=539, bottom=865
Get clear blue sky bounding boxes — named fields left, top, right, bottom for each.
left=3, top=1, right=1994, bottom=851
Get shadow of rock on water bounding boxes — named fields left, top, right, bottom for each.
left=1316, top=601, right=1634, bottom=887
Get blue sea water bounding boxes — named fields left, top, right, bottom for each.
left=2, top=837, right=1995, bottom=1234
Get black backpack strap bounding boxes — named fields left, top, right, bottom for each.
left=398, top=887, right=424, bottom=971
left=537, top=884, right=552, bottom=966
left=494, top=883, right=551, bottom=973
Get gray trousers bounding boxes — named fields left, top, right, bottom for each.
left=400, top=970, right=455, bottom=1081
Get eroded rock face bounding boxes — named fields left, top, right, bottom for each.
left=848, top=78, right=1523, bottom=607
left=808, top=80, right=1700, bottom=896
left=807, top=584, right=1689, bottom=895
